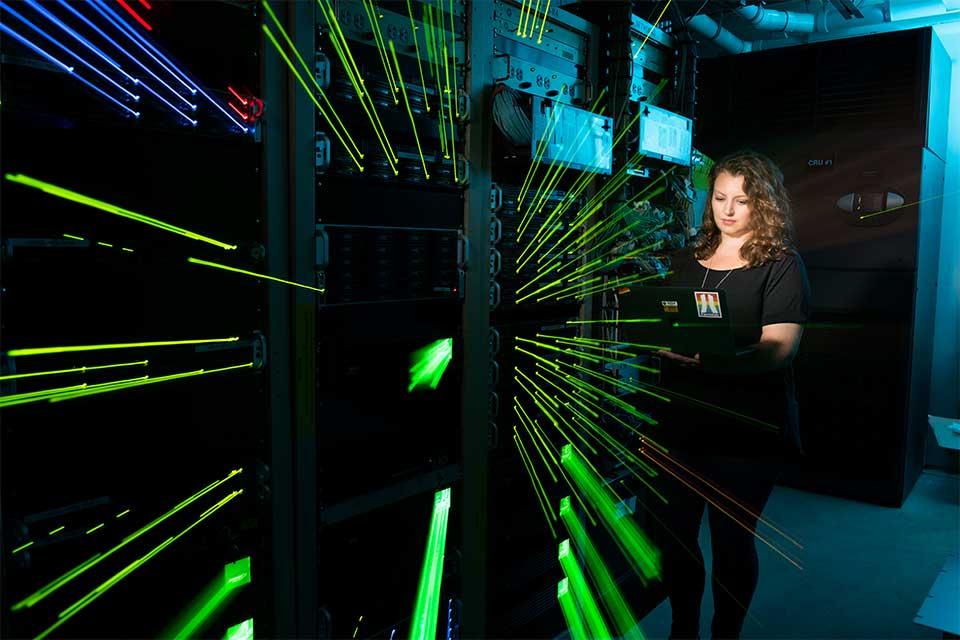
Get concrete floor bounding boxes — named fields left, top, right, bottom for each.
left=638, top=471, right=960, bottom=639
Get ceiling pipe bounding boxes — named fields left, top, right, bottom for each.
left=687, top=13, right=754, bottom=54
left=735, top=4, right=817, bottom=33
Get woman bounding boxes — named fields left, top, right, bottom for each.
left=647, top=150, right=811, bottom=639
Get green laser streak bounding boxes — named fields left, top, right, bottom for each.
left=561, top=498, right=645, bottom=640
left=63, top=233, right=85, bottom=241
left=188, top=257, right=324, bottom=292
left=426, top=4, right=447, bottom=157
left=516, top=103, right=566, bottom=227
left=7, top=337, right=237, bottom=359
left=115, top=509, right=130, bottom=519
left=550, top=271, right=670, bottom=303
left=261, top=5, right=365, bottom=168
left=408, top=338, right=453, bottom=391
left=405, top=0, right=431, bottom=111
left=515, top=337, right=602, bottom=363
left=443, top=42, right=458, bottom=183
left=633, top=0, right=673, bottom=60
left=513, top=433, right=559, bottom=539
left=447, top=0, right=459, bottom=117
left=858, top=189, right=959, bottom=220
left=557, top=578, right=590, bottom=640
left=317, top=0, right=398, bottom=170
left=560, top=359, right=670, bottom=405
left=362, top=0, right=400, bottom=102
left=558, top=539, right=614, bottom=639
left=12, top=541, right=34, bottom=554
left=85, top=524, right=104, bottom=535
left=0, top=360, right=148, bottom=382
left=567, top=318, right=661, bottom=325
left=49, top=526, right=65, bottom=536
left=224, top=618, right=254, bottom=640
left=562, top=445, right=661, bottom=582
left=514, top=399, right=560, bottom=482
left=537, top=0, right=553, bottom=42
left=36, top=491, right=243, bottom=640
left=408, top=488, right=451, bottom=640
left=0, top=383, right=89, bottom=408
left=5, top=174, right=236, bottom=250
left=170, top=557, right=251, bottom=639
left=389, top=40, right=431, bottom=179
left=11, top=469, right=242, bottom=612
left=47, top=364, right=253, bottom=404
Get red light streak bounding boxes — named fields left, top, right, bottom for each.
left=116, top=0, right=153, bottom=31
left=137, top=0, right=152, bottom=9
left=227, top=86, right=248, bottom=106
left=227, top=101, right=249, bottom=122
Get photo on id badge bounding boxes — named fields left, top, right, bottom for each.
left=694, top=291, right=722, bottom=319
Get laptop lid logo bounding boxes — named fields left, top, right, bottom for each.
left=694, top=291, right=722, bottom=319
left=661, top=300, right=679, bottom=313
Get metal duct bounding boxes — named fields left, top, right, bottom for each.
left=736, top=4, right=817, bottom=32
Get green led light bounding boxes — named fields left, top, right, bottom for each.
left=48, top=526, right=65, bottom=536
left=0, top=359, right=148, bottom=382
left=121, top=247, right=135, bottom=253
left=62, top=233, right=85, bottom=241
left=115, top=509, right=130, bottom=519
left=85, top=523, right=104, bottom=535
left=5, top=174, right=237, bottom=250
left=408, top=338, right=453, bottom=392
left=409, top=488, right=452, bottom=640
left=170, top=557, right=252, bottom=639
left=188, top=257, right=324, bottom=292
left=37, top=491, right=244, bottom=640
left=12, top=469, right=243, bottom=612
left=0, top=383, right=89, bottom=409
left=96, top=241, right=113, bottom=248
left=224, top=618, right=254, bottom=640
left=7, top=337, right=238, bottom=358
left=561, top=445, right=660, bottom=583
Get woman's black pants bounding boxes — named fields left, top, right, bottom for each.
left=645, top=452, right=783, bottom=640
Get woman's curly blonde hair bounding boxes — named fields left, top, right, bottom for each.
left=692, top=150, right=795, bottom=267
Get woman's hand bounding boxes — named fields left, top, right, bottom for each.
left=654, top=350, right=701, bottom=367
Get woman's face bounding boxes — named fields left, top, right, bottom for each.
left=711, top=171, right=753, bottom=239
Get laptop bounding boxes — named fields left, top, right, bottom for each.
left=616, top=286, right=738, bottom=356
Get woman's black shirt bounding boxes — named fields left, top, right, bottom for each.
left=652, top=246, right=812, bottom=458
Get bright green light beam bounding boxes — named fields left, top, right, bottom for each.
left=561, top=498, right=645, bottom=640
left=566, top=318, right=661, bottom=325
left=425, top=4, right=447, bottom=157
left=541, top=361, right=661, bottom=426
left=405, top=0, right=432, bottom=111
left=260, top=19, right=364, bottom=170
left=4, top=174, right=236, bottom=250
left=362, top=0, right=400, bottom=102
left=63, top=233, right=85, bottom=241
left=224, top=618, right=254, bottom=640
left=169, top=557, right=251, bottom=639
left=7, top=337, right=238, bottom=359
left=513, top=433, right=558, bottom=539
left=560, top=359, right=669, bottom=405
left=0, top=360, right=148, bottom=382
left=562, top=445, right=661, bottom=582
left=48, top=363, right=253, bottom=404
left=447, top=0, right=458, bottom=117
left=551, top=274, right=651, bottom=302
left=12, top=468, right=243, bottom=611
left=37, top=491, right=243, bottom=640
left=547, top=337, right=638, bottom=358
left=550, top=335, right=671, bottom=351
left=558, top=578, right=590, bottom=640
left=389, top=40, right=431, bottom=179
left=408, top=338, right=453, bottom=392
left=526, top=275, right=604, bottom=303
left=520, top=371, right=599, bottom=456
left=12, top=541, right=34, bottom=554
left=525, top=0, right=542, bottom=37
left=188, top=257, right=324, bottom=292
left=858, top=189, right=959, bottom=220
left=515, top=337, right=602, bottom=364
left=408, top=488, right=451, bottom=640
left=558, top=539, right=614, bottom=639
